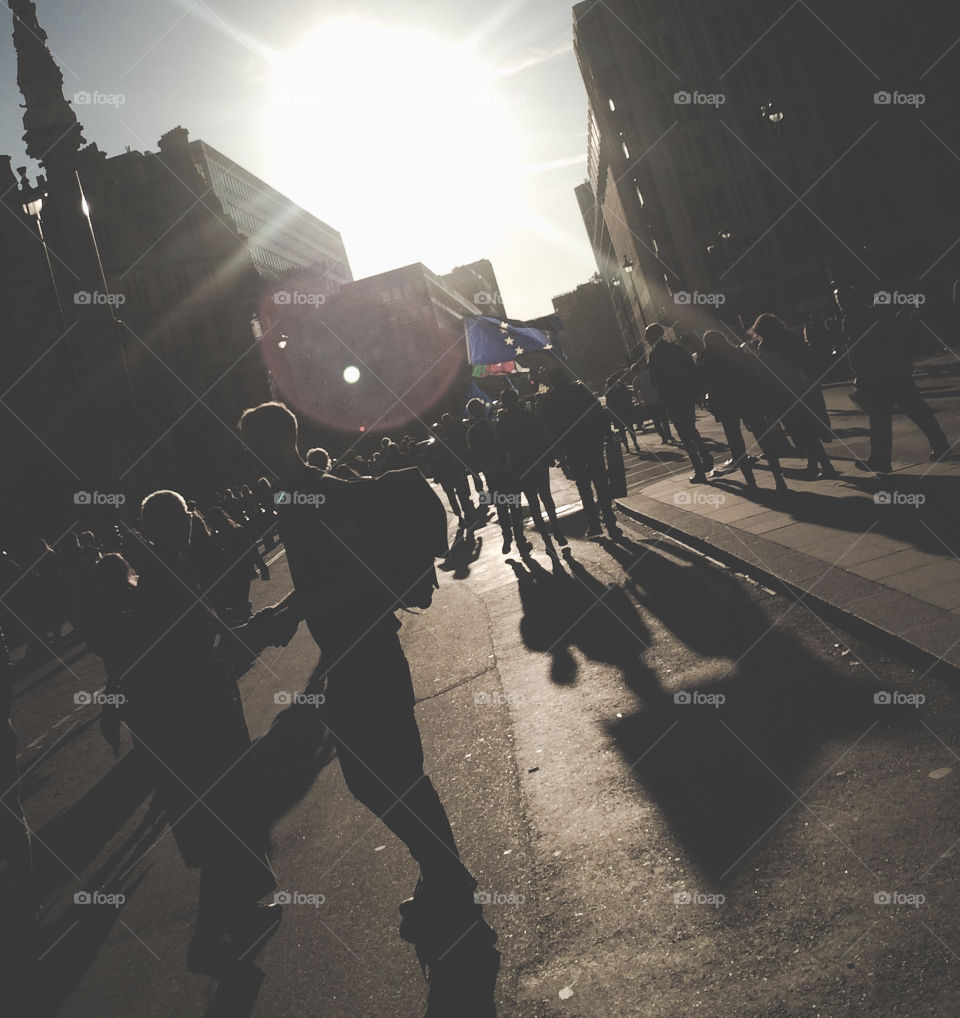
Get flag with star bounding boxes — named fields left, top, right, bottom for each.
left=465, top=315, right=553, bottom=366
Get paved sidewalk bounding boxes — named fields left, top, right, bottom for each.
left=617, top=361, right=960, bottom=670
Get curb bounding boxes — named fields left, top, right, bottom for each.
left=614, top=491, right=960, bottom=677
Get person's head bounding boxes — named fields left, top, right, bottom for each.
left=204, top=505, right=237, bottom=532
left=501, top=388, right=520, bottom=410
left=749, top=313, right=790, bottom=343
left=256, top=476, right=273, bottom=497
left=140, top=490, right=191, bottom=552
left=466, top=398, right=486, bottom=420
left=94, top=553, right=135, bottom=601
left=645, top=322, right=665, bottom=346
left=305, top=447, right=330, bottom=470
left=238, top=402, right=300, bottom=473
left=79, top=530, right=97, bottom=548
left=702, top=329, right=731, bottom=355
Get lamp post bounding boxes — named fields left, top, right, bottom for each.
left=20, top=179, right=67, bottom=333
left=621, top=254, right=649, bottom=336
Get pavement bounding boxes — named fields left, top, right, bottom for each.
left=616, top=354, right=960, bottom=673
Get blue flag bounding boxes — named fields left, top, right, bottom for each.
left=466, top=315, right=552, bottom=366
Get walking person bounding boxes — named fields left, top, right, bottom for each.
left=750, top=314, right=839, bottom=479
left=646, top=323, right=714, bottom=482
left=123, top=491, right=286, bottom=971
left=605, top=375, right=642, bottom=455
left=835, top=287, right=949, bottom=473
left=466, top=398, right=529, bottom=554
left=697, top=330, right=789, bottom=493
left=497, top=388, right=567, bottom=547
left=238, top=402, right=495, bottom=967
left=538, top=360, right=621, bottom=538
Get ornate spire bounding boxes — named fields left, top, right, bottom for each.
left=9, top=0, right=85, bottom=169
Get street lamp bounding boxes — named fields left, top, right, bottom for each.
left=20, top=181, right=67, bottom=332
left=761, top=100, right=784, bottom=124
left=620, top=255, right=648, bottom=334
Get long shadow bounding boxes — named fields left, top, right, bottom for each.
left=31, top=747, right=156, bottom=895
left=438, top=524, right=483, bottom=581
left=507, top=550, right=662, bottom=701
left=26, top=870, right=150, bottom=1018
left=599, top=534, right=910, bottom=883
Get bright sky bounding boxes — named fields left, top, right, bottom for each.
left=0, top=0, right=598, bottom=318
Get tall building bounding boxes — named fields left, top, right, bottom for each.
left=1, top=1, right=273, bottom=535
left=440, top=259, right=508, bottom=319
left=573, top=1, right=960, bottom=338
left=190, top=139, right=352, bottom=289
left=552, top=277, right=629, bottom=389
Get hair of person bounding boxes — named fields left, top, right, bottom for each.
left=305, top=447, right=330, bottom=469
left=238, top=401, right=299, bottom=448
left=94, top=552, right=134, bottom=588
left=140, top=489, right=188, bottom=530
left=466, top=397, right=486, bottom=418
left=750, top=313, right=790, bottom=341
left=645, top=322, right=665, bottom=344
left=702, top=329, right=730, bottom=353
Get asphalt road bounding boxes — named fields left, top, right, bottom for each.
left=9, top=459, right=960, bottom=1016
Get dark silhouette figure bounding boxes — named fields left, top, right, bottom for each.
left=537, top=362, right=620, bottom=538
left=836, top=287, right=949, bottom=472
left=238, top=402, right=496, bottom=977
left=697, top=330, right=789, bottom=493
left=497, top=388, right=566, bottom=547
left=751, top=314, right=838, bottom=479
left=646, top=323, right=714, bottom=482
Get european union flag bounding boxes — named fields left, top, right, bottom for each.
left=465, top=315, right=552, bottom=366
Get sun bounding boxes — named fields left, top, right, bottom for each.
left=264, top=20, right=522, bottom=276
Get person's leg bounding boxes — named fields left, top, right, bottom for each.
left=453, top=471, right=475, bottom=517
left=327, top=633, right=474, bottom=901
left=721, top=418, right=755, bottom=486
left=669, top=402, right=709, bottom=479
left=867, top=402, right=894, bottom=471
left=894, top=382, right=948, bottom=452
left=567, top=448, right=600, bottom=529
left=585, top=440, right=617, bottom=531
left=439, top=479, right=461, bottom=517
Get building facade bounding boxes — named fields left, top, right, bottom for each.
left=190, top=139, right=352, bottom=289
left=573, top=0, right=960, bottom=341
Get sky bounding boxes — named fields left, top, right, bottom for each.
left=0, top=0, right=599, bottom=318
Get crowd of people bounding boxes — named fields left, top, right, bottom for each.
left=0, top=282, right=952, bottom=1002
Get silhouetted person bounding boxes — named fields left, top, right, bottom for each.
left=697, top=330, right=789, bottom=492
left=238, top=402, right=494, bottom=967
left=467, top=398, right=529, bottom=553
left=751, top=314, right=838, bottom=479
left=646, top=323, right=714, bottom=482
left=606, top=375, right=642, bottom=454
left=432, top=416, right=477, bottom=522
left=538, top=360, right=620, bottom=537
left=128, top=490, right=281, bottom=970
left=497, top=388, right=566, bottom=546
left=836, top=286, right=949, bottom=473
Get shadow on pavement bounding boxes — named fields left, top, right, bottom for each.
left=600, top=535, right=911, bottom=882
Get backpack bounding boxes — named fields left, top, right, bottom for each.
left=351, top=467, right=449, bottom=611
